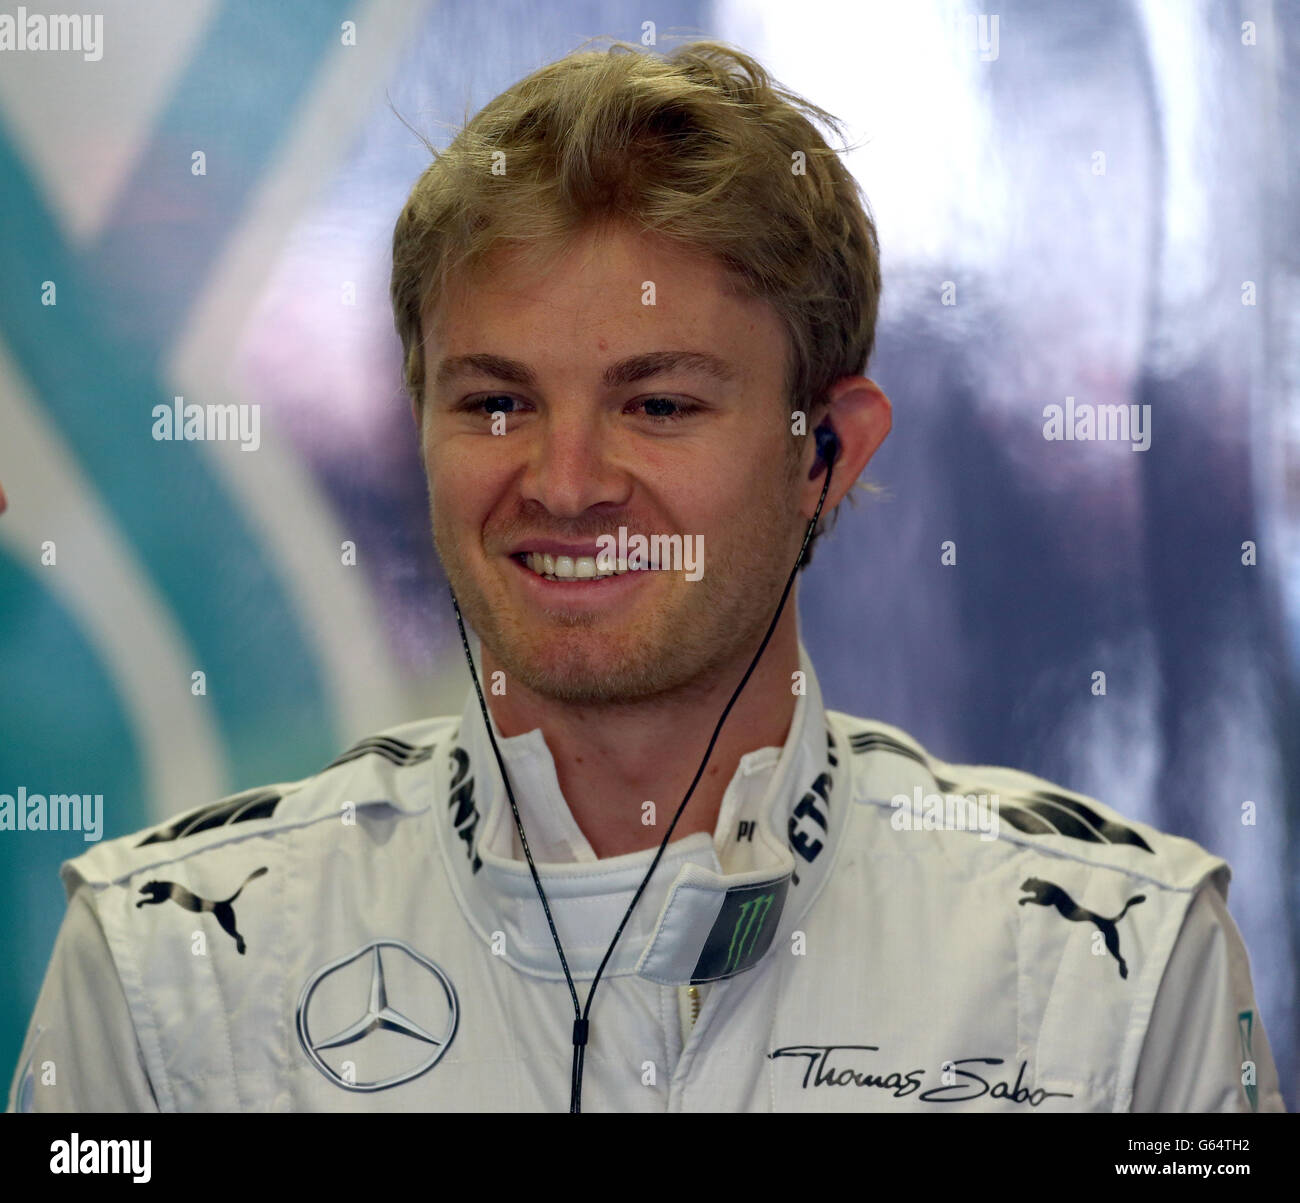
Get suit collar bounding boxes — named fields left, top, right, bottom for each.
left=437, top=642, right=847, bottom=984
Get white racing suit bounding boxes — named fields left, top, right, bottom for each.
left=8, top=647, right=1286, bottom=1112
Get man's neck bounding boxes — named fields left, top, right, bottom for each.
left=480, top=612, right=801, bottom=859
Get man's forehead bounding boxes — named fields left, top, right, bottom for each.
left=423, top=225, right=769, bottom=332
left=420, top=225, right=790, bottom=395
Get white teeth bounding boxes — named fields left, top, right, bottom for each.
left=520, top=552, right=635, bottom=582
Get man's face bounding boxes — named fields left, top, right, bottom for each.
left=419, top=221, right=806, bottom=706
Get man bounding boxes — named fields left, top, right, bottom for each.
left=9, top=39, right=1284, bottom=1113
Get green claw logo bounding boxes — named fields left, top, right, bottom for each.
left=722, top=892, right=774, bottom=975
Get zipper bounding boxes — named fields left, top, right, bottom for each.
left=677, top=984, right=702, bottom=1049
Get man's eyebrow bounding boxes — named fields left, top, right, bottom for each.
left=433, top=350, right=738, bottom=390
left=435, top=353, right=537, bottom=389
left=602, top=350, right=738, bottom=387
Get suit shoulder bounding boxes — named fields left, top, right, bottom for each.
left=829, top=710, right=1228, bottom=895
left=60, top=715, right=459, bottom=896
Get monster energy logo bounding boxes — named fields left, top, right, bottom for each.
left=692, top=878, right=789, bottom=982
left=722, top=893, right=774, bottom=974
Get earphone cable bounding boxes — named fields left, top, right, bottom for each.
left=450, top=445, right=837, bottom=1112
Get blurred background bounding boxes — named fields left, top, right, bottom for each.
left=0, top=0, right=1295, bottom=1108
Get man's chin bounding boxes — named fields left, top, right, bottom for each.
left=448, top=560, right=753, bottom=706
left=492, top=628, right=683, bottom=705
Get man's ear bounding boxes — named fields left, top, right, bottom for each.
left=800, top=376, right=892, bottom=520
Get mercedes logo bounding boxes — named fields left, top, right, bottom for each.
left=295, top=939, right=458, bottom=1092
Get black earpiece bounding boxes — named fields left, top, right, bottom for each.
left=810, top=420, right=840, bottom=479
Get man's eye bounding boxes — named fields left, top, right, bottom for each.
left=632, top=397, right=701, bottom=422
left=461, top=395, right=518, bottom=416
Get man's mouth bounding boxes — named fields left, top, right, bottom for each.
left=513, top=552, right=643, bottom=582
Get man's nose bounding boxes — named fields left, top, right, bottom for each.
left=518, top=416, right=627, bottom=518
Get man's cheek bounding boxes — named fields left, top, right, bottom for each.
left=430, top=480, right=491, bottom=559
left=430, top=486, right=467, bottom=537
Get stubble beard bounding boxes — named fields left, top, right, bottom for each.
left=430, top=475, right=803, bottom=709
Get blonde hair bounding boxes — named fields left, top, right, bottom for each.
left=391, top=37, right=883, bottom=560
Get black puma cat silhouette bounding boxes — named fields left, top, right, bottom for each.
left=1019, top=876, right=1146, bottom=979
left=136, top=866, right=269, bottom=954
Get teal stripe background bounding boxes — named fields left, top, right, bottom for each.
left=0, top=0, right=355, bottom=1086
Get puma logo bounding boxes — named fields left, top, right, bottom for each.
left=136, top=867, right=268, bottom=954
left=1019, top=876, right=1145, bottom=979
